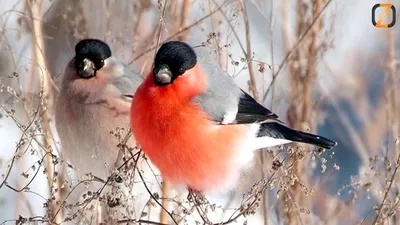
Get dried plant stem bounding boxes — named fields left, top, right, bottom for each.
left=301, top=0, right=320, bottom=125
left=283, top=0, right=324, bottom=224
left=239, top=0, right=258, bottom=100
left=281, top=0, right=300, bottom=222
left=210, top=0, right=245, bottom=56
left=160, top=181, right=170, bottom=224
left=117, top=219, right=170, bottom=225
left=207, top=0, right=224, bottom=67
left=155, top=1, right=172, bottom=224
left=386, top=22, right=399, bottom=158
left=154, top=0, right=169, bottom=58
left=26, top=0, right=60, bottom=222
left=131, top=0, right=232, bottom=63
left=262, top=0, right=333, bottom=101
left=373, top=20, right=399, bottom=225
left=238, top=3, right=272, bottom=223
left=373, top=153, right=400, bottom=224
left=177, top=0, right=192, bottom=41
left=160, top=1, right=192, bottom=223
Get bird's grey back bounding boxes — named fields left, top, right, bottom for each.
left=192, top=47, right=242, bottom=122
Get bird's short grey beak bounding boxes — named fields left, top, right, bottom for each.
left=77, top=58, right=96, bottom=78
left=155, top=67, right=172, bottom=84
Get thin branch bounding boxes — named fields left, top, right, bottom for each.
left=117, top=219, right=170, bottom=225
left=238, top=0, right=258, bottom=100
left=372, top=152, right=400, bottom=224
left=26, top=0, right=60, bottom=221
left=134, top=151, right=179, bottom=225
left=153, top=0, right=169, bottom=59
left=177, top=0, right=192, bottom=41
left=129, top=0, right=233, bottom=64
left=262, top=0, right=333, bottom=101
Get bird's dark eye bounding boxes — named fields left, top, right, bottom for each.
left=95, top=60, right=105, bottom=70
left=179, top=67, right=185, bottom=74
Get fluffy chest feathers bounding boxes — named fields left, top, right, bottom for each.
left=55, top=85, right=131, bottom=178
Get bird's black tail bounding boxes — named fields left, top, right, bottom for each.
left=257, top=122, right=337, bottom=149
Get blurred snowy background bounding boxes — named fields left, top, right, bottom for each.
left=0, top=0, right=399, bottom=224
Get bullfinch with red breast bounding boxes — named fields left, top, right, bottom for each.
left=130, top=41, right=337, bottom=193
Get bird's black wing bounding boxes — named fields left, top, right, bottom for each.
left=234, top=90, right=281, bottom=124
left=192, top=86, right=281, bottom=125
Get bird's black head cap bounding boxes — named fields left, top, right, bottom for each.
left=153, top=41, right=197, bottom=86
left=74, top=39, right=112, bottom=79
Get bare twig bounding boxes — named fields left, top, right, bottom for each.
left=177, top=0, right=192, bottom=41
left=262, top=0, right=333, bottom=101
left=372, top=153, right=400, bottom=224
left=372, top=17, right=400, bottom=225
left=238, top=0, right=258, bottom=100
left=129, top=0, right=233, bottom=64
left=25, top=0, right=60, bottom=222
left=117, top=219, right=170, bottom=225
left=135, top=155, right=179, bottom=225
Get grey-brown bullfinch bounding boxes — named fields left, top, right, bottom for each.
left=55, top=39, right=150, bottom=223
left=55, top=39, right=143, bottom=178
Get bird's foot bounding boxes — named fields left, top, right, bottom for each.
left=187, top=187, right=207, bottom=205
left=187, top=187, right=201, bottom=202
left=187, top=187, right=195, bottom=202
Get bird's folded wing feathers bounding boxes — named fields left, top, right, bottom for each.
left=195, top=89, right=282, bottom=125
left=121, top=94, right=134, bottom=102
left=192, top=60, right=281, bottom=125
left=113, top=67, right=143, bottom=103
left=235, top=90, right=281, bottom=124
